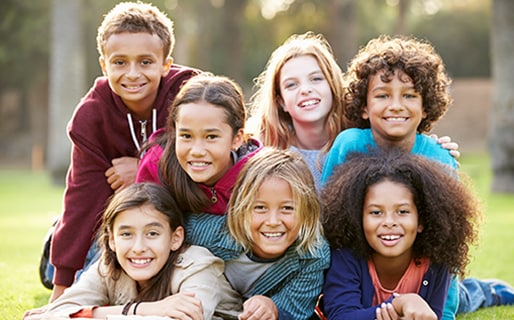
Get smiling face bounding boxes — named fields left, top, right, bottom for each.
left=99, top=32, right=172, bottom=119
left=175, top=101, right=244, bottom=186
left=363, top=70, right=426, bottom=150
left=363, top=180, right=423, bottom=265
left=278, top=55, right=333, bottom=130
left=108, top=204, right=183, bottom=287
left=250, top=177, right=301, bottom=259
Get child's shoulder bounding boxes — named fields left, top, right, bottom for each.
left=334, top=128, right=372, bottom=143
left=179, top=245, right=223, bottom=267
left=330, top=128, right=374, bottom=153
left=413, top=134, right=458, bottom=169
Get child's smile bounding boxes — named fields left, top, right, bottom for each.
left=250, top=177, right=301, bottom=260
left=363, top=70, right=426, bottom=150
left=362, top=179, right=423, bottom=263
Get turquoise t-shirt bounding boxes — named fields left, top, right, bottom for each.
left=321, top=128, right=458, bottom=185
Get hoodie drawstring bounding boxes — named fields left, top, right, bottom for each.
left=127, top=108, right=157, bottom=153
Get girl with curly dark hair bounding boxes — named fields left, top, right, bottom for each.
left=320, top=149, right=481, bottom=320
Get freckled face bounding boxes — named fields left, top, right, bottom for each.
left=175, top=101, right=244, bottom=186
left=363, top=70, right=426, bottom=149
left=250, top=177, right=301, bottom=259
left=363, top=180, right=423, bottom=263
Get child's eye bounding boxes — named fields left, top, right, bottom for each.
left=281, top=206, right=295, bottom=213
left=112, top=59, right=125, bottom=66
left=369, top=210, right=382, bottom=216
left=284, top=81, right=298, bottom=90
left=404, top=93, right=418, bottom=99
left=375, top=93, right=388, bottom=99
left=141, top=59, right=153, bottom=66
left=253, top=205, right=267, bottom=213
left=147, top=231, right=160, bottom=237
left=119, top=231, right=132, bottom=238
left=206, top=134, right=219, bottom=140
left=311, top=75, right=325, bottom=82
left=398, top=209, right=410, bottom=215
left=179, top=133, right=191, bottom=139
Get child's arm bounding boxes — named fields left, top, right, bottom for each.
left=93, top=292, right=203, bottom=320
left=323, top=249, right=384, bottom=320
left=390, top=293, right=437, bottom=319
left=135, top=143, right=164, bottom=183
left=238, top=295, right=279, bottom=320
left=263, top=242, right=331, bottom=320
left=105, top=156, right=138, bottom=191
left=169, top=245, right=242, bottom=319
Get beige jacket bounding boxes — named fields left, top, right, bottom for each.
left=28, top=245, right=241, bottom=319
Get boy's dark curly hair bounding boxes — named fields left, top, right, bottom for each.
left=343, top=35, right=452, bottom=133
left=320, top=148, right=481, bottom=278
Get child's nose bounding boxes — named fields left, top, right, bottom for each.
left=190, top=140, right=207, bottom=156
left=389, top=95, right=404, bottom=111
left=266, top=210, right=281, bottom=225
left=126, top=63, right=141, bottom=78
left=132, top=235, right=147, bottom=253
left=383, top=213, right=398, bottom=227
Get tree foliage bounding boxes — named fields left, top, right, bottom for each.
left=0, top=0, right=498, bottom=172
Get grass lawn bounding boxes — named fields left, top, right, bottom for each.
left=1, top=153, right=513, bottom=319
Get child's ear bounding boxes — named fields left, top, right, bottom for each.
left=99, top=57, right=107, bottom=76
left=417, top=224, right=424, bottom=233
left=108, top=230, right=116, bottom=252
left=361, top=107, right=370, bottom=119
left=232, top=129, right=245, bottom=151
left=170, top=226, right=184, bottom=251
left=162, top=57, right=173, bottom=77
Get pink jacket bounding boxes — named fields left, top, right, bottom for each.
left=137, top=130, right=262, bottom=215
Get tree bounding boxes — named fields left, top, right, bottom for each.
left=489, top=0, right=514, bottom=193
left=47, top=0, right=86, bottom=184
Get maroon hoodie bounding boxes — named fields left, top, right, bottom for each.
left=51, top=64, right=199, bottom=287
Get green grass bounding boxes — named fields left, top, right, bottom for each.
left=1, top=153, right=513, bottom=319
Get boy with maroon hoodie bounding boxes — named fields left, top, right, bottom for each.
left=46, top=1, right=199, bottom=302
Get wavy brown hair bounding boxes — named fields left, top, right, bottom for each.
left=320, top=149, right=481, bottom=278
left=98, top=182, right=187, bottom=301
left=343, top=35, right=452, bottom=133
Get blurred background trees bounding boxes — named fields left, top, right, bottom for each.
left=2, top=0, right=512, bottom=192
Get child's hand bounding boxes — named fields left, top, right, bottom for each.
left=391, top=293, right=437, bottom=320
left=430, top=134, right=461, bottom=160
left=376, top=302, right=400, bottom=320
left=238, top=295, right=278, bottom=320
left=105, top=156, right=138, bottom=192
left=140, top=292, right=204, bottom=320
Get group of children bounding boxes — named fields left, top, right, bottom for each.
left=26, top=1, right=513, bottom=320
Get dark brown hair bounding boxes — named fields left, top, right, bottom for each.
left=156, top=73, right=246, bottom=213
left=98, top=182, right=186, bottom=301
left=320, top=148, right=481, bottom=278
left=343, top=35, right=452, bottom=133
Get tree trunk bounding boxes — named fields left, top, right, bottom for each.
left=489, top=0, right=514, bottom=193
left=327, top=0, right=358, bottom=72
left=47, top=0, right=86, bottom=185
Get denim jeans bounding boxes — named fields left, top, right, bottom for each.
left=457, top=278, right=497, bottom=313
left=44, top=241, right=100, bottom=287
